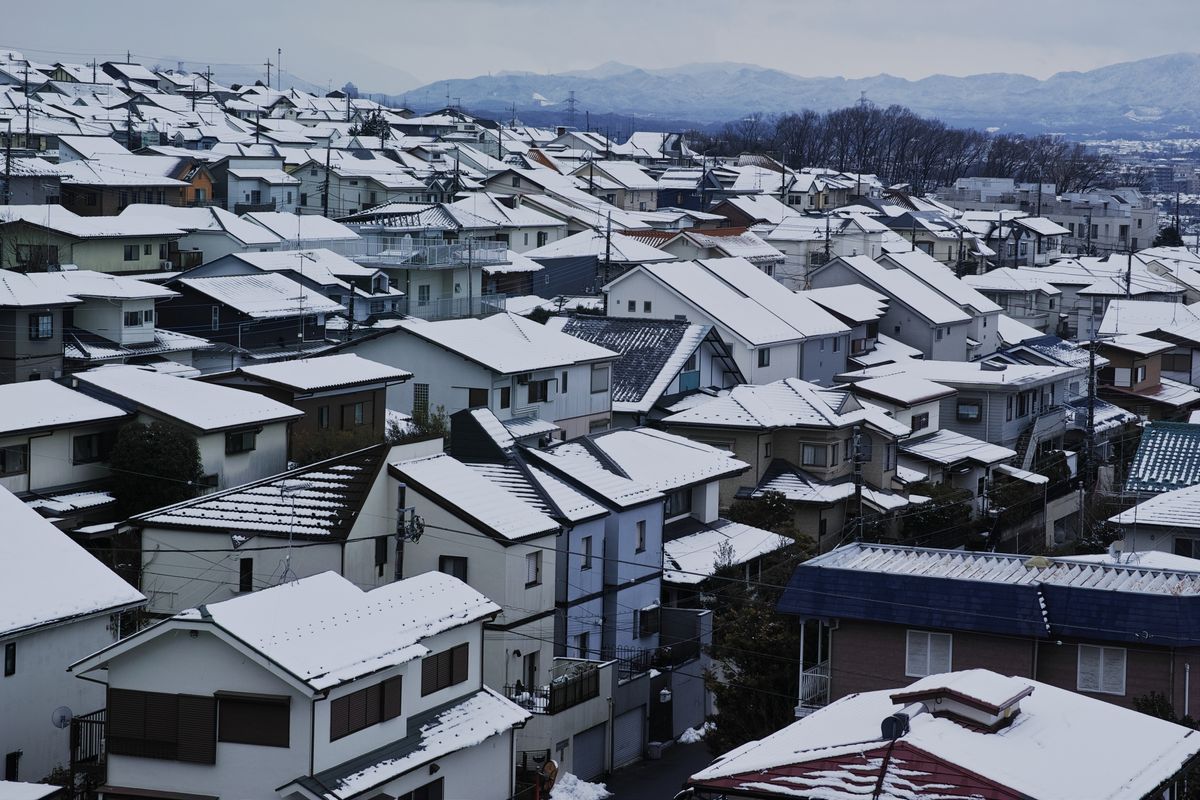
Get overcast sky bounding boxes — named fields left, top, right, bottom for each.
left=4, top=0, right=1197, bottom=93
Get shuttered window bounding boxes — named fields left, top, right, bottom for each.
left=421, top=643, right=469, bottom=696
left=398, top=777, right=444, bottom=800
left=107, top=688, right=216, bottom=763
left=217, top=693, right=290, bottom=747
left=905, top=631, right=952, bottom=678
left=329, top=676, right=402, bottom=741
left=1077, top=645, right=1126, bottom=695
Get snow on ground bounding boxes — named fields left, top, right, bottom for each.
left=550, top=772, right=612, bottom=800
left=678, top=721, right=715, bottom=744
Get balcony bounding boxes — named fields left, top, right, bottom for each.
left=69, top=708, right=106, bottom=798
left=504, top=661, right=601, bottom=715
left=234, top=199, right=278, bottom=214
left=798, top=659, right=831, bottom=714
left=314, top=233, right=510, bottom=270
left=402, top=292, right=507, bottom=321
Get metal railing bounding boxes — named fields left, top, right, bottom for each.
left=600, top=643, right=698, bottom=682
left=799, top=659, right=831, bottom=708
left=402, top=292, right=507, bottom=321
left=234, top=199, right=278, bottom=214
left=308, top=234, right=509, bottom=269
left=69, top=708, right=106, bottom=800
left=503, top=664, right=600, bottom=714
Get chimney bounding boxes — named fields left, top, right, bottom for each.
left=888, top=670, right=1032, bottom=733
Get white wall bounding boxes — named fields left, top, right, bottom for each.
left=0, top=423, right=117, bottom=495
left=1, top=616, right=120, bottom=782
left=185, top=418, right=289, bottom=489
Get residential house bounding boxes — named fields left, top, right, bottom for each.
left=779, top=541, right=1200, bottom=719
left=0, top=205, right=183, bottom=274
left=207, top=355, right=412, bottom=458
left=604, top=257, right=851, bottom=385
left=708, top=194, right=800, bottom=228
left=57, top=159, right=191, bottom=217
left=659, top=378, right=912, bottom=548
left=636, top=227, right=786, bottom=276
left=0, top=270, right=78, bottom=382
left=68, top=571, right=529, bottom=800
left=959, top=211, right=1070, bottom=267
left=334, top=312, right=618, bottom=439
left=544, top=316, right=744, bottom=426
left=765, top=212, right=892, bottom=289
left=118, top=204, right=283, bottom=267
left=963, top=267, right=1064, bottom=334
left=1095, top=334, right=1200, bottom=421
left=685, top=668, right=1200, bottom=799
left=524, top=228, right=674, bottom=297
left=569, top=159, right=659, bottom=211
left=0, top=485, right=145, bottom=783
left=810, top=255, right=974, bottom=361
left=71, top=364, right=301, bottom=489
left=800, top=284, right=888, bottom=367
left=1038, top=257, right=1185, bottom=339
left=0, top=154, right=62, bottom=204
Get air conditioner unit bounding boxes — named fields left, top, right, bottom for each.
left=160, top=260, right=174, bottom=270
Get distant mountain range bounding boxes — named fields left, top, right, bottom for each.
left=394, top=53, right=1200, bottom=137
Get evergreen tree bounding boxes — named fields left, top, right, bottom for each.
left=1154, top=225, right=1185, bottom=248
left=109, top=421, right=203, bottom=516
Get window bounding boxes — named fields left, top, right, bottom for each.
left=421, top=644, right=469, bottom=696
left=643, top=301, right=652, bottom=313
left=764, top=441, right=772, bottom=459
left=329, top=676, right=403, bottom=741
left=210, top=306, right=220, bottom=331
left=28, top=313, right=52, bottom=341
left=3, top=642, right=14, bottom=677
left=239, top=558, right=254, bottom=593
left=417, top=285, right=431, bottom=307
left=439, top=555, right=468, bottom=582
left=413, top=384, right=430, bottom=418
left=576, top=632, right=591, bottom=659
left=537, top=231, right=548, bottom=247
left=635, top=520, right=647, bottom=552
left=884, top=442, right=897, bottom=471
left=580, top=536, right=593, bottom=569
left=638, top=605, right=661, bottom=638
left=511, top=176, right=521, bottom=187
left=956, top=400, right=982, bottom=422
left=124, top=244, right=138, bottom=261
left=106, top=688, right=216, bottom=764
left=590, top=365, right=609, bottom=394
left=1134, top=365, right=1147, bottom=384
left=757, top=348, right=771, bottom=368
left=317, top=405, right=330, bottom=429
left=627, top=300, right=636, bottom=312
left=664, top=488, right=692, bottom=519
left=560, top=370, right=569, bottom=394
left=375, top=536, right=388, bottom=577
left=1077, top=645, right=1126, bottom=695
left=73, top=432, right=113, bottom=464
left=526, top=551, right=542, bottom=586
left=398, top=778, right=444, bottom=800
left=935, top=327, right=944, bottom=341
left=217, top=693, right=290, bottom=747
left=801, top=443, right=829, bottom=467
left=0, top=445, right=28, bottom=477
left=339, top=402, right=366, bottom=428
left=523, top=650, right=539, bottom=688
left=832, top=337, right=841, bottom=353
left=143, top=243, right=153, bottom=256
left=300, top=192, right=308, bottom=206
left=124, top=310, right=145, bottom=327
left=226, top=429, right=257, bottom=455
left=3, top=751, right=17, bottom=781
left=1163, top=352, right=1192, bottom=373
left=528, top=379, right=550, bottom=404
left=911, top=412, right=929, bottom=432
left=467, top=387, right=488, bottom=408
left=498, top=386, right=511, bottom=410
left=905, top=630, right=952, bottom=678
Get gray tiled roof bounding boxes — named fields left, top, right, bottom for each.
left=1126, top=421, right=1200, bottom=495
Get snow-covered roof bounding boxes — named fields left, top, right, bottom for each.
left=996, top=314, right=1045, bottom=347
left=228, top=167, right=299, bottom=184
left=391, top=312, right=617, bottom=374
left=237, top=354, right=411, bottom=392
left=26, top=269, right=177, bottom=301
left=1060, top=550, right=1200, bottom=571
left=690, top=670, right=1200, bottom=800
left=588, top=428, right=749, bottom=493
left=964, top=267, right=1062, bottom=295
left=177, top=273, right=345, bottom=319
left=1098, top=299, right=1200, bottom=336
left=0, top=381, right=127, bottom=436
left=664, top=519, right=787, bottom=584
left=243, top=211, right=360, bottom=242
left=0, top=203, right=183, bottom=239
left=824, top=255, right=971, bottom=326
left=1126, top=422, right=1200, bottom=495
left=881, top=250, right=1002, bottom=315
left=120, top=204, right=282, bottom=247
left=391, top=453, right=561, bottom=540
left=848, top=375, right=956, bottom=407
left=1102, top=332, right=1172, bottom=356
left=0, top=781, right=63, bottom=800
left=0, top=269, right=81, bottom=307
left=74, top=364, right=303, bottom=433
left=801, top=284, right=890, bottom=324
left=524, top=228, right=675, bottom=264
left=0, top=485, right=144, bottom=637
left=900, top=429, right=1017, bottom=467
left=170, top=571, right=499, bottom=691
left=525, top=441, right=662, bottom=509
left=842, top=358, right=1081, bottom=388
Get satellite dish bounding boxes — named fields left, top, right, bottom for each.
left=51, top=706, right=73, bottom=729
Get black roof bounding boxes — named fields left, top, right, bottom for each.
left=558, top=316, right=703, bottom=406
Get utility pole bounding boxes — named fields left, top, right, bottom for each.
left=321, top=136, right=332, bottom=218
left=204, top=66, right=212, bottom=94
left=852, top=425, right=864, bottom=540
left=602, top=211, right=613, bottom=301
left=264, top=57, right=273, bottom=91
left=23, top=65, right=30, bottom=146
left=3, top=118, right=12, bottom=206
left=277, top=48, right=282, bottom=91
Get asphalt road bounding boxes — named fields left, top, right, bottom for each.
left=604, top=741, right=715, bottom=800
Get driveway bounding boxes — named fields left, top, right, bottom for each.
left=604, top=741, right=715, bottom=800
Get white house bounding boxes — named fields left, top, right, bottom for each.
left=1, top=486, right=145, bottom=783
left=71, top=365, right=301, bottom=489
left=118, top=204, right=283, bottom=264
left=604, top=257, right=851, bottom=385
left=68, top=571, right=528, bottom=800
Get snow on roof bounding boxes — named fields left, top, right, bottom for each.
left=525, top=441, right=662, bottom=509
left=718, top=194, right=799, bottom=224
left=26, top=269, right=177, bottom=300
left=881, top=250, right=1002, bottom=314
left=58, top=159, right=188, bottom=187
left=225, top=247, right=380, bottom=284
left=801, top=284, right=890, bottom=324
left=120, top=204, right=282, bottom=246
left=683, top=228, right=784, bottom=263
left=848, top=375, right=956, bottom=407
left=175, top=571, right=499, bottom=690
left=394, top=313, right=617, bottom=374
left=1109, top=375, right=1200, bottom=408
left=1015, top=215, right=1071, bottom=236
left=1103, top=332, right=1172, bottom=356
left=0, top=782, right=64, bottom=800
left=502, top=415, right=560, bottom=440
left=664, top=519, right=787, bottom=584
left=485, top=249, right=543, bottom=275
left=0, top=485, right=144, bottom=637
left=228, top=167, right=300, bottom=184
left=243, top=211, right=360, bottom=242
left=690, top=671, right=1200, bottom=800
left=1126, top=422, right=1200, bottom=495
left=1061, top=550, right=1200, bottom=571
left=0, top=269, right=80, bottom=307
left=1099, top=299, right=1200, bottom=336
left=177, top=273, right=344, bottom=319
left=663, top=378, right=908, bottom=437
left=900, top=429, right=1016, bottom=467
left=0, top=381, right=127, bottom=436
left=842, top=358, right=1080, bottom=388
left=392, top=453, right=560, bottom=540
left=74, top=364, right=302, bottom=433
left=525, top=228, right=675, bottom=263
left=588, top=428, right=748, bottom=492
left=238, top=354, right=410, bottom=392
left=827, top=255, right=971, bottom=326
left=964, top=267, right=1062, bottom=295
left=304, top=688, right=528, bottom=800
left=996, top=314, right=1045, bottom=346
left=0, top=203, right=183, bottom=238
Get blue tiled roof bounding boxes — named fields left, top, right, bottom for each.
left=1125, top=421, right=1200, bottom=495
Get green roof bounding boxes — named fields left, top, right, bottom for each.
left=1126, top=422, right=1200, bottom=495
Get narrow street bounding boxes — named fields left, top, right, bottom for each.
left=604, top=741, right=715, bottom=800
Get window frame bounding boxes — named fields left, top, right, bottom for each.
left=28, top=312, right=53, bottom=341
left=225, top=429, right=258, bottom=455
left=905, top=630, right=952, bottom=678
left=216, top=693, right=290, bottom=748
left=757, top=347, right=771, bottom=368
left=525, top=550, right=542, bottom=587
left=910, top=412, right=929, bottom=433
left=590, top=364, right=610, bottom=394
left=1077, top=644, right=1126, bottom=696
left=956, top=400, right=983, bottom=423
left=0, top=445, right=29, bottom=477
left=438, top=555, right=468, bottom=582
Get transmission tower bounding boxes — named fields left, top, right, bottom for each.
left=565, top=90, right=578, bottom=129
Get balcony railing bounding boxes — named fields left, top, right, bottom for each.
left=601, top=643, right=698, bottom=682
left=402, top=292, right=506, bottom=321
left=69, top=708, right=106, bottom=800
left=799, top=659, right=831, bottom=709
left=234, top=199, right=278, bottom=214
left=305, top=234, right=510, bottom=270
left=503, top=663, right=600, bottom=714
